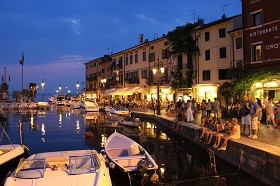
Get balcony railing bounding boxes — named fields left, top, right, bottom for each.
left=126, top=78, right=139, bottom=85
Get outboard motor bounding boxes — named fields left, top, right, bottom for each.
left=137, top=160, right=148, bottom=176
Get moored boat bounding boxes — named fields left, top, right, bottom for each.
left=104, top=131, right=158, bottom=176
left=4, top=149, right=112, bottom=186
left=80, top=99, right=99, bottom=112
left=37, top=102, right=50, bottom=110
left=105, top=107, right=130, bottom=116
left=119, top=117, right=140, bottom=127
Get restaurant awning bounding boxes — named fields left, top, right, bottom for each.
left=102, top=87, right=142, bottom=96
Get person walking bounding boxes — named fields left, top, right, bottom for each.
left=265, top=97, right=278, bottom=128
left=206, top=99, right=212, bottom=116
left=213, top=98, right=220, bottom=118
left=240, top=95, right=251, bottom=136
left=185, top=100, right=194, bottom=122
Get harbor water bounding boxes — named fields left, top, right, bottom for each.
left=0, top=106, right=260, bottom=185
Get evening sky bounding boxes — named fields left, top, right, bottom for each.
left=0, top=0, right=242, bottom=95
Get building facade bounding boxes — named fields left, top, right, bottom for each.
left=193, top=15, right=243, bottom=102
left=242, top=0, right=280, bottom=100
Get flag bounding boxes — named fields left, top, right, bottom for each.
left=19, top=51, right=24, bottom=65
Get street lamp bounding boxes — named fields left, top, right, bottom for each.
left=41, top=79, right=45, bottom=102
left=101, top=79, right=107, bottom=89
left=76, top=81, right=80, bottom=97
left=153, top=58, right=165, bottom=115
left=101, top=78, right=107, bottom=107
left=59, top=84, right=62, bottom=94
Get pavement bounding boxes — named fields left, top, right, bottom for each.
left=130, top=107, right=280, bottom=148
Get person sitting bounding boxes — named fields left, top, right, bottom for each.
left=203, top=116, right=215, bottom=143
left=195, top=116, right=209, bottom=141
left=218, top=118, right=240, bottom=151
left=212, top=118, right=232, bottom=148
left=205, top=118, right=223, bottom=145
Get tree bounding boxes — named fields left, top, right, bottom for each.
left=29, top=83, right=38, bottom=100
left=12, top=90, right=21, bottom=102
left=167, top=21, right=200, bottom=88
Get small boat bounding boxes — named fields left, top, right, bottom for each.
left=80, top=99, right=99, bottom=112
left=4, top=149, right=112, bottom=186
left=119, top=117, right=140, bottom=127
left=105, top=107, right=130, bottom=116
left=1, top=120, right=29, bottom=182
left=69, top=100, right=81, bottom=109
left=104, top=131, right=158, bottom=174
left=37, top=102, right=50, bottom=110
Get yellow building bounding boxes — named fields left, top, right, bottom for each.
left=193, top=15, right=243, bottom=103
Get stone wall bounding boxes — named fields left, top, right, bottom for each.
left=132, top=112, right=280, bottom=185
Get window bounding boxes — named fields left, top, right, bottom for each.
left=219, top=69, right=229, bottom=80
left=125, top=55, right=128, bottom=65
left=219, top=47, right=227, bottom=58
left=151, top=46, right=154, bottom=50
left=135, top=52, right=138, bottom=63
left=162, top=49, right=169, bottom=59
left=252, top=12, right=261, bottom=26
left=130, top=54, right=133, bottom=64
left=203, top=70, right=210, bottom=81
left=142, top=51, right=146, bottom=61
left=149, top=52, right=155, bottom=62
left=93, top=63, right=96, bottom=67
left=219, top=28, right=226, bottom=38
left=252, top=44, right=262, bottom=61
left=141, top=69, right=147, bottom=79
left=205, top=32, right=210, bottom=41
left=205, top=50, right=210, bottom=61
left=236, top=37, right=243, bottom=49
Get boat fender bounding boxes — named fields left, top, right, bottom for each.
left=135, top=118, right=140, bottom=122
left=109, top=162, right=116, bottom=169
left=150, top=172, right=159, bottom=183
left=137, top=160, right=148, bottom=176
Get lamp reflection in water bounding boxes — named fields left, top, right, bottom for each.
left=101, top=134, right=107, bottom=148
left=59, top=113, right=62, bottom=127
left=153, top=58, right=165, bottom=115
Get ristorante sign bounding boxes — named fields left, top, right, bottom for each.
left=248, top=21, right=280, bottom=52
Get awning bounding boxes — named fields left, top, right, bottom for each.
left=102, top=87, right=142, bottom=96
left=102, top=88, right=116, bottom=96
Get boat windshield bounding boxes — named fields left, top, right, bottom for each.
left=14, top=158, right=46, bottom=179
left=69, top=153, right=101, bottom=175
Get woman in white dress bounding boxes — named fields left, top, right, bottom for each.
left=218, top=118, right=240, bottom=151
left=185, top=100, right=194, bottom=122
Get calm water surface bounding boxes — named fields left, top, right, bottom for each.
left=0, top=106, right=260, bottom=185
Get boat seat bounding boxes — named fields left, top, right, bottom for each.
left=107, top=148, right=130, bottom=157
left=113, top=155, right=146, bottom=161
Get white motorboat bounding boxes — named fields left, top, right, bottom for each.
left=80, top=100, right=99, bottom=112
left=105, top=107, right=130, bottom=116
left=104, top=131, right=158, bottom=174
left=55, top=94, right=66, bottom=106
left=119, top=117, right=140, bottom=127
left=4, top=149, right=112, bottom=186
left=37, top=102, right=50, bottom=110
left=69, top=100, right=81, bottom=109
left=0, top=144, right=28, bottom=166
left=1, top=121, right=29, bottom=181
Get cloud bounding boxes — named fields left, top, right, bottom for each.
left=63, top=18, right=82, bottom=36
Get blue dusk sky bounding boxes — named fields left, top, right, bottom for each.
left=0, top=0, right=242, bottom=95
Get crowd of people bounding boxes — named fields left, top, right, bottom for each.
left=173, top=95, right=280, bottom=151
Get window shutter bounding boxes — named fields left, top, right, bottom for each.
left=247, top=14, right=251, bottom=28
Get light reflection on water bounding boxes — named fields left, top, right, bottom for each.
left=0, top=106, right=259, bottom=186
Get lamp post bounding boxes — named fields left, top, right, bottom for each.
left=41, top=79, right=45, bottom=102
left=76, top=81, right=80, bottom=97
left=153, top=58, right=165, bottom=115
left=101, top=79, right=107, bottom=107
left=59, top=84, right=62, bottom=94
